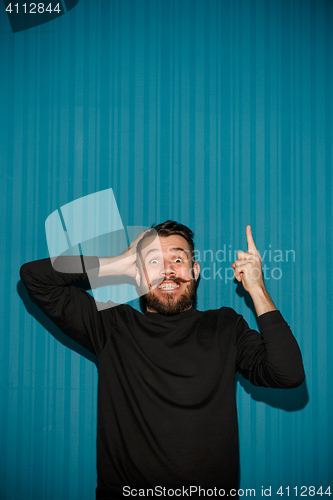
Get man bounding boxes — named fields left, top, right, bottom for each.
left=20, top=220, right=305, bottom=499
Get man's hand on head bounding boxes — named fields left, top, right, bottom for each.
left=121, top=229, right=152, bottom=279
left=98, top=229, right=150, bottom=279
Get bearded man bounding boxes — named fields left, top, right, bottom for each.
left=20, top=220, right=305, bottom=500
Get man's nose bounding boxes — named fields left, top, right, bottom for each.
left=161, top=259, right=176, bottom=276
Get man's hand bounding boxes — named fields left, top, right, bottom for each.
left=232, top=225, right=277, bottom=316
left=98, top=229, right=150, bottom=278
left=232, top=225, right=263, bottom=293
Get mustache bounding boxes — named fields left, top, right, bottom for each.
left=150, top=276, right=192, bottom=287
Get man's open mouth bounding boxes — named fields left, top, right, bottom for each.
left=157, top=282, right=180, bottom=290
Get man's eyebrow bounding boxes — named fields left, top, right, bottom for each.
left=143, top=248, right=162, bottom=258
left=169, top=247, right=189, bottom=254
left=143, top=247, right=189, bottom=259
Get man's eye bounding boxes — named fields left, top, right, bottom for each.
left=150, top=259, right=159, bottom=264
left=174, top=258, right=182, bottom=263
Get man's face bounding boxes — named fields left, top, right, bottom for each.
left=136, top=234, right=200, bottom=315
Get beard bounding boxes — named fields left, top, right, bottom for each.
left=142, top=277, right=197, bottom=315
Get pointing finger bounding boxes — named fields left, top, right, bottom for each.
left=246, top=225, right=258, bottom=255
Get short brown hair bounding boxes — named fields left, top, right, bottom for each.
left=137, top=220, right=195, bottom=264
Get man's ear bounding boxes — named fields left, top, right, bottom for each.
left=192, top=261, right=200, bottom=280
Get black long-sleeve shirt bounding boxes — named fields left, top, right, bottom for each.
left=20, top=257, right=305, bottom=499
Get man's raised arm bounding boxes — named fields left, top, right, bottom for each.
left=20, top=255, right=107, bottom=355
left=232, top=226, right=305, bottom=388
left=20, top=229, right=149, bottom=355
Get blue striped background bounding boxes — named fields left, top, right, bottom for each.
left=0, top=0, right=332, bottom=498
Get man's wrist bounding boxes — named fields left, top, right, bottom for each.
left=98, top=254, right=134, bottom=278
left=98, top=256, right=123, bottom=277
left=247, top=283, right=268, bottom=298
left=248, top=284, right=277, bottom=316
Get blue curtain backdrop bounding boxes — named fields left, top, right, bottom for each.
left=0, top=0, right=332, bottom=498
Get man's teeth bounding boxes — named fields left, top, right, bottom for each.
left=158, top=282, right=179, bottom=290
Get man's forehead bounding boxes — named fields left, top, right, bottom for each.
left=141, top=234, right=191, bottom=257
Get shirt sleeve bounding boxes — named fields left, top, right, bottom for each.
left=20, top=256, right=112, bottom=356
left=235, top=310, right=305, bottom=388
